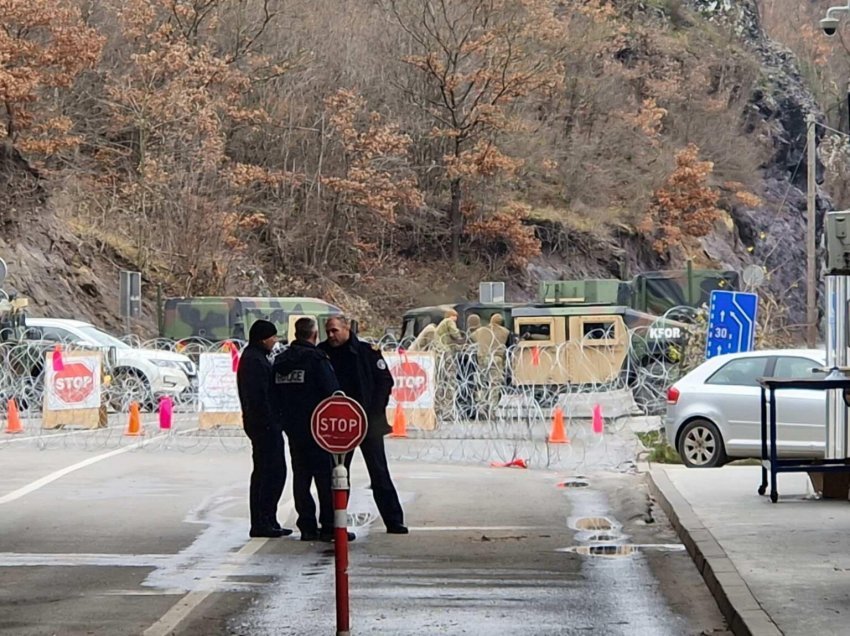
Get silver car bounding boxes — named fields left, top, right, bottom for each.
left=665, top=349, right=827, bottom=467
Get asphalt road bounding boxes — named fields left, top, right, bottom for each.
left=0, top=430, right=728, bottom=635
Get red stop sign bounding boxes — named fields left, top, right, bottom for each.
left=311, top=395, right=368, bottom=454
left=54, top=363, right=95, bottom=404
left=390, top=360, right=428, bottom=403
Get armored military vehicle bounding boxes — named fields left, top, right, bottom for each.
left=509, top=303, right=688, bottom=388
left=160, top=296, right=342, bottom=343
left=400, top=273, right=696, bottom=403
left=403, top=268, right=737, bottom=343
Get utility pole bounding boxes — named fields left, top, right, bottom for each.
left=807, top=113, right=817, bottom=348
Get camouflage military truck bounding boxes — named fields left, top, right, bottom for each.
left=161, top=297, right=342, bottom=343
left=632, top=268, right=738, bottom=315
left=539, top=268, right=739, bottom=316
left=509, top=303, right=688, bottom=389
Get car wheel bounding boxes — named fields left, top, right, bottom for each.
left=109, top=370, right=152, bottom=412
left=677, top=419, right=728, bottom=468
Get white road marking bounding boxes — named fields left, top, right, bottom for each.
left=142, top=539, right=267, bottom=636
left=144, top=496, right=296, bottom=636
left=0, top=426, right=113, bottom=445
left=0, top=553, right=176, bottom=567
left=0, top=430, right=197, bottom=505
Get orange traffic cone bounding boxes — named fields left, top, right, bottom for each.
left=548, top=406, right=569, bottom=444
left=125, top=402, right=142, bottom=436
left=390, top=403, right=408, bottom=438
left=4, top=399, right=22, bottom=434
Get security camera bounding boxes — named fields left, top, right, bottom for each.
left=822, top=16, right=840, bottom=36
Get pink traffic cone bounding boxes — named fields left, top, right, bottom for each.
left=159, top=396, right=173, bottom=430
left=592, top=404, right=604, bottom=435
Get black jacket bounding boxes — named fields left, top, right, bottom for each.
left=318, top=335, right=394, bottom=437
left=236, top=343, right=277, bottom=435
left=272, top=340, right=340, bottom=442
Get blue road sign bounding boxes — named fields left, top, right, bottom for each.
left=706, top=290, right=758, bottom=359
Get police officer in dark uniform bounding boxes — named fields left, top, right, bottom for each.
left=236, top=319, right=291, bottom=538
left=319, top=315, right=408, bottom=534
left=273, top=317, right=353, bottom=542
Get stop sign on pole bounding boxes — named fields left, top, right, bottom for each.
left=310, top=392, right=367, bottom=635
left=311, top=394, right=368, bottom=455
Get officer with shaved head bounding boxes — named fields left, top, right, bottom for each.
left=319, top=315, right=408, bottom=534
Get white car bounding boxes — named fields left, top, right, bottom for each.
left=665, top=349, right=827, bottom=467
left=24, top=317, right=196, bottom=407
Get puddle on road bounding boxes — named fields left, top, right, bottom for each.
left=558, top=544, right=685, bottom=558
left=571, top=517, right=615, bottom=531
left=558, top=479, right=590, bottom=489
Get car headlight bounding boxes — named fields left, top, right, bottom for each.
left=179, top=361, right=197, bottom=376
left=152, top=360, right=181, bottom=370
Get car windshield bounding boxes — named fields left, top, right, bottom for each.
left=77, top=326, right=131, bottom=349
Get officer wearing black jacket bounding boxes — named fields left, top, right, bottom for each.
left=319, top=315, right=408, bottom=534
left=236, top=320, right=291, bottom=538
left=273, top=317, right=349, bottom=542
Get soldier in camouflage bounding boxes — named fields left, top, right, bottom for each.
left=408, top=323, right=437, bottom=352
left=433, top=309, right=464, bottom=418
left=458, top=314, right=481, bottom=418
left=471, top=314, right=510, bottom=416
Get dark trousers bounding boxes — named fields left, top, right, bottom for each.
left=345, top=434, right=404, bottom=528
left=290, top=439, right=334, bottom=534
left=247, top=428, right=286, bottom=529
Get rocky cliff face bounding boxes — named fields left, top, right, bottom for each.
left=693, top=0, right=829, bottom=329
left=528, top=0, right=829, bottom=335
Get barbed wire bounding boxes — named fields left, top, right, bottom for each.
left=0, top=327, right=689, bottom=469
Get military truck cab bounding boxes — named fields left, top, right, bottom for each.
left=161, top=297, right=342, bottom=343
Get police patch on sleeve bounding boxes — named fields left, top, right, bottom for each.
left=377, top=360, right=387, bottom=370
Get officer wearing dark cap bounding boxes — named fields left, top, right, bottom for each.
left=237, top=319, right=291, bottom=538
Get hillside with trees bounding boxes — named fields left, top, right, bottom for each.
left=0, top=0, right=834, bottom=334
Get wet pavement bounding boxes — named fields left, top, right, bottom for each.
left=0, top=438, right=728, bottom=635
left=218, top=468, right=725, bottom=636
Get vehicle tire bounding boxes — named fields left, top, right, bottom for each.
left=677, top=418, right=728, bottom=468
left=109, top=369, right=153, bottom=412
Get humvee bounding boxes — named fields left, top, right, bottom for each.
left=401, top=296, right=687, bottom=387
left=509, top=303, right=688, bottom=388
left=161, top=296, right=342, bottom=343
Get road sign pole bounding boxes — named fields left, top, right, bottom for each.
left=310, top=392, right=367, bottom=636
left=332, top=459, right=350, bottom=636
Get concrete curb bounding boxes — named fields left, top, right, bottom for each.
left=648, top=469, right=783, bottom=636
